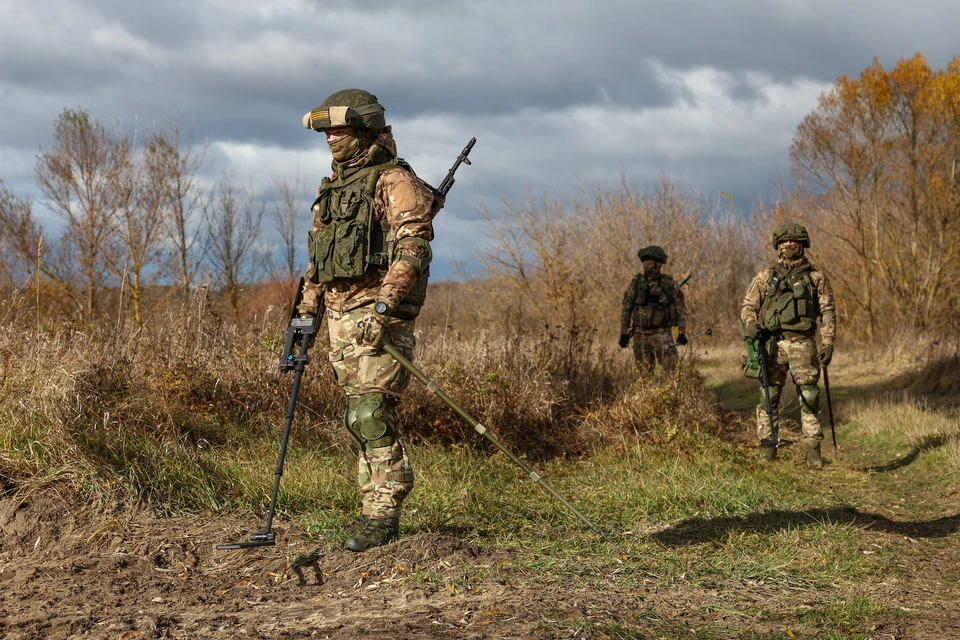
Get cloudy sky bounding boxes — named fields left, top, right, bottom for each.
left=1, top=0, right=957, bottom=278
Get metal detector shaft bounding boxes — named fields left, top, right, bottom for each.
left=756, top=334, right=780, bottom=450
left=822, top=364, right=838, bottom=457
left=665, top=327, right=713, bottom=351
left=382, top=342, right=606, bottom=539
left=218, top=279, right=319, bottom=550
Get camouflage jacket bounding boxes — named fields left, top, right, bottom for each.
left=299, top=156, right=436, bottom=317
left=620, top=273, right=686, bottom=335
left=740, top=257, right=836, bottom=345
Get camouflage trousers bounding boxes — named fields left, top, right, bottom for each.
left=632, top=330, right=677, bottom=372
left=327, top=304, right=417, bottom=518
left=756, top=333, right=822, bottom=442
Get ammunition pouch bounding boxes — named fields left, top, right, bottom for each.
left=741, top=325, right=776, bottom=380
left=307, top=159, right=435, bottom=319
left=308, top=165, right=386, bottom=283
left=630, top=275, right=676, bottom=331
left=760, top=264, right=818, bottom=333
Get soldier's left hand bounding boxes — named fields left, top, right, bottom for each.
left=357, top=313, right=386, bottom=349
left=676, top=333, right=688, bottom=345
left=818, top=344, right=834, bottom=366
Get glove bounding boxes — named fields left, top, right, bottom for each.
left=818, top=344, right=834, bottom=366
left=296, top=303, right=317, bottom=319
left=357, top=312, right=386, bottom=349
left=618, top=334, right=630, bottom=348
left=743, top=320, right=760, bottom=340
left=676, top=332, right=688, bottom=345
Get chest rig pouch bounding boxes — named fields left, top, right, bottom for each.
left=633, top=275, right=675, bottom=330
left=307, top=162, right=397, bottom=284
left=760, top=263, right=818, bottom=333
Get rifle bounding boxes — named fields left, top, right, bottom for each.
left=435, top=137, right=476, bottom=198
left=739, top=318, right=783, bottom=453
left=218, top=277, right=320, bottom=550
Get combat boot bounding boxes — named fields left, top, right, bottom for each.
left=804, top=439, right=824, bottom=469
left=345, top=514, right=369, bottom=535
left=344, top=516, right=399, bottom=552
left=759, top=443, right=777, bottom=462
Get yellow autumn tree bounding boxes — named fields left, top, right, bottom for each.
left=790, top=54, right=960, bottom=339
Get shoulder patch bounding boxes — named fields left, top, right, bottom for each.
left=390, top=181, right=418, bottom=212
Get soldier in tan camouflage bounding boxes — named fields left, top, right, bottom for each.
left=297, top=89, right=441, bottom=551
left=619, top=245, right=687, bottom=373
left=740, top=223, right=836, bottom=467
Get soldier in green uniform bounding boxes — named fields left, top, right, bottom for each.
left=619, top=245, right=687, bottom=372
left=297, top=89, right=441, bottom=551
left=740, top=223, right=836, bottom=466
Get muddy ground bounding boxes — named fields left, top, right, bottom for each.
left=3, top=465, right=960, bottom=639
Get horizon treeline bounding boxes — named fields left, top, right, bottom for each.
left=2, top=54, right=959, bottom=345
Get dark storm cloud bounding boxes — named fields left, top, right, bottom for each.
left=3, top=0, right=959, bottom=279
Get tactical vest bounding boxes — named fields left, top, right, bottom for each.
left=306, top=159, right=433, bottom=319
left=631, top=274, right=676, bottom=331
left=760, top=262, right=819, bottom=333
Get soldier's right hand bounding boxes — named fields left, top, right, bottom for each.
left=618, top=334, right=630, bottom=348
left=296, top=303, right=317, bottom=319
left=357, top=312, right=386, bottom=349
left=743, top=320, right=760, bottom=340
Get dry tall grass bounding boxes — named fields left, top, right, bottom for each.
left=5, top=176, right=955, bottom=511
left=0, top=271, right=723, bottom=510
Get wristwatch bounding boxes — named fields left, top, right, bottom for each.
left=373, top=300, right=391, bottom=319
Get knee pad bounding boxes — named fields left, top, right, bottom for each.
left=356, top=392, right=397, bottom=450
left=799, top=384, right=821, bottom=414
left=762, top=383, right=782, bottom=410
left=343, top=398, right=363, bottom=445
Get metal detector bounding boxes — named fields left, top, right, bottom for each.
left=822, top=364, right=839, bottom=458
left=217, top=278, right=319, bottom=550
left=664, top=327, right=713, bottom=352
left=756, top=332, right=788, bottom=452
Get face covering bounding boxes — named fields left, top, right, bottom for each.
left=643, top=260, right=662, bottom=277
left=327, top=131, right=363, bottom=163
left=778, top=243, right=804, bottom=261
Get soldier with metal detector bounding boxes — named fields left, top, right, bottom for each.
left=294, top=89, right=473, bottom=552
left=218, top=89, right=472, bottom=553
left=739, top=223, right=836, bottom=466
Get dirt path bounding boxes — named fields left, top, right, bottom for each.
left=2, top=348, right=959, bottom=639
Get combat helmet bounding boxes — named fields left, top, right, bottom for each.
left=302, top=89, right=386, bottom=132
left=772, top=223, right=810, bottom=249
left=637, top=245, right=668, bottom=263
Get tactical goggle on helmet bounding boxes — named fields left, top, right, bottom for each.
left=302, top=88, right=387, bottom=132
